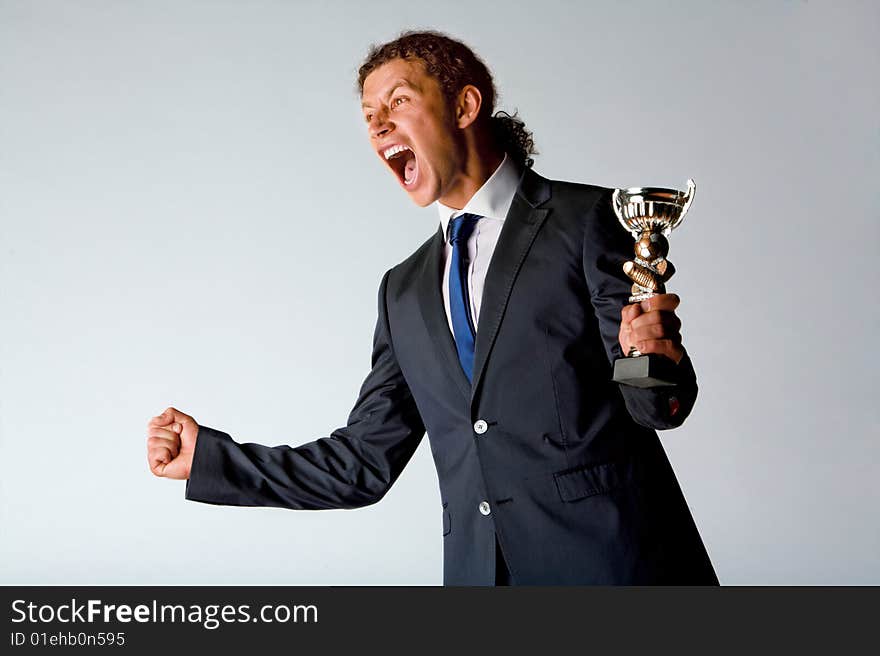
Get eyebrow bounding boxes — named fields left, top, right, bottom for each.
left=361, top=79, right=418, bottom=109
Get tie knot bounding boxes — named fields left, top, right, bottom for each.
left=448, top=213, right=481, bottom=244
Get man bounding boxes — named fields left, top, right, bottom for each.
left=146, top=31, right=718, bottom=586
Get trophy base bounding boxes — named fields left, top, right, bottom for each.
left=612, top=354, right=678, bottom=388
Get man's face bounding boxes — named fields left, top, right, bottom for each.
left=361, top=58, right=462, bottom=207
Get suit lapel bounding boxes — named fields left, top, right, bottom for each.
left=470, top=168, right=551, bottom=401
left=415, top=167, right=552, bottom=406
left=417, top=227, right=472, bottom=402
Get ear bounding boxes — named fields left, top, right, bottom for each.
left=455, top=85, right=483, bottom=129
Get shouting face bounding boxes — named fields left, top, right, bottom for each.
left=361, top=58, right=465, bottom=207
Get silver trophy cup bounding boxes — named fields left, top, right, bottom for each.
left=611, top=179, right=695, bottom=388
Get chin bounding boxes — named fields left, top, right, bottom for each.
left=405, top=179, right=439, bottom=207
left=409, top=192, right=436, bottom=208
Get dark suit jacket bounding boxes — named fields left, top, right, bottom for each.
left=185, top=166, right=719, bottom=586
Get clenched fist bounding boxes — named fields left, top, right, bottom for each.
left=146, top=407, right=199, bottom=479
left=618, top=293, right=685, bottom=364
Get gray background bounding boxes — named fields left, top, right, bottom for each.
left=1, top=0, right=877, bottom=585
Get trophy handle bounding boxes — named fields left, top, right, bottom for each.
left=611, top=187, right=639, bottom=238
left=671, top=178, right=696, bottom=231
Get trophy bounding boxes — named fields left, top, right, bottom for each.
left=611, top=179, right=695, bottom=388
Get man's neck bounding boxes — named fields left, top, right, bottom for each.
left=438, top=149, right=505, bottom=210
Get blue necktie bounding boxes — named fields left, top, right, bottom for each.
left=448, top=213, right=481, bottom=382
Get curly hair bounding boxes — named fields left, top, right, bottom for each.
left=357, top=30, right=536, bottom=168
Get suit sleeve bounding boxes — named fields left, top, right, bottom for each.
left=581, top=187, right=698, bottom=430
left=184, top=269, right=426, bottom=509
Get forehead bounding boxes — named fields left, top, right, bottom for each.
left=361, top=58, right=433, bottom=100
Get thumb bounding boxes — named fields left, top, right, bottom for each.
left=621, top=302, right=642, bottom=325
left=148, top=408, right=171, bottom=428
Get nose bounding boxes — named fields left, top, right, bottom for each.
left=369, top=111, right=393, bottom=140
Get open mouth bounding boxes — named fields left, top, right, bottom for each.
left=383, top=144, right=419, bottom=188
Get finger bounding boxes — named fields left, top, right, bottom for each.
left=630, top=322, right=682, bottom=343
left=147, top=434, right=180, bottom=459
left=166, top=407, right=197, bottom=431
left=620, top=303, right=642, bottom=325
left=635, top=338, right=684, bottom=364
left=148, top=445, right=174, bottom=476
left=147, top=426, right=180, bottom=441
left=148, top=425, right=181, bottom=441
left=148, top=408, right=174, bottom=429
left=640, top=293, right=680, bottom=313
left=631, top=311, right=681, bottom=332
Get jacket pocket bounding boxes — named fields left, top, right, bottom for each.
left=442, top=502, right=452, bottom=536
left=553, top=460, right=631, bottom=502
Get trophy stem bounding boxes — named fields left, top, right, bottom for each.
left=624, top=227, right=669, bottom=305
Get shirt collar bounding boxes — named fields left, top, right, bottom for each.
left=436, top=153, right=520, bottom=239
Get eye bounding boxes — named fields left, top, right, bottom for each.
left=364, top=113, right=373, bottom=123
left=392, top=96, right=408, bottom=108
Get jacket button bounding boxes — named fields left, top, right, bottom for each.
left=473, top=419, right=488, bottom=435
left=478, top=501, right=491, bottom=516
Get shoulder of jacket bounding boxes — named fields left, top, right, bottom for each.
left=517, top=170, right=613, bottom=234
left=546, top=176, right=612, bottom=206
left=518, top=166, right=611, bottom=210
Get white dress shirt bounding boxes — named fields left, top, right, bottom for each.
left=436, top=153, right=521, bottom=336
